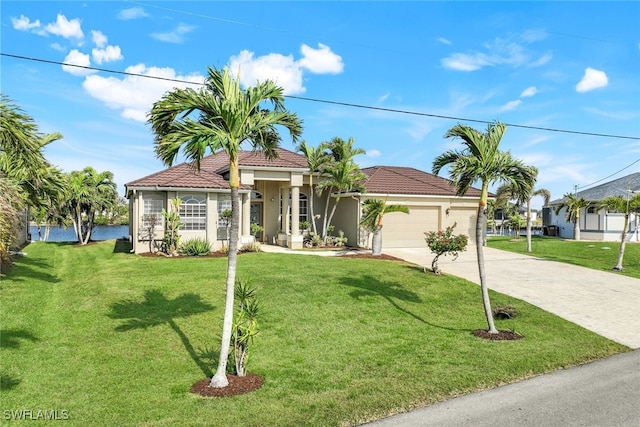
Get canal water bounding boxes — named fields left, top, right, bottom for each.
left=29, top=225, right=129, bottom=242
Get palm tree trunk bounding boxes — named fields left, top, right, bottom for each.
left=573, top=218, right=580, bottom=241
left=476, top=192, right=498, bottom=334
left=321, top=188, right=332, bottom=240
left=309, top=177, right=317, bottom=235
left=325, top=197, right=340, bottom=243
left=210, top=156, right=242, bottom=388
left=614, top=215, right=629, bottom=271
left=526, top=200, right=532, bottom=253
left=371, top=226, right=382, bottom=256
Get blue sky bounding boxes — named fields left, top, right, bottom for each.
left=2, top=1, right=639, bottom=209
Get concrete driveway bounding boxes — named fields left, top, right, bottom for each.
left=385, top=245, right=640, bottom=349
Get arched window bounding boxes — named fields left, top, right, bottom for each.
left=179, top=194, right=207, bottom=230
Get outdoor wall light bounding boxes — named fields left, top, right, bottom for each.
left=446, top=208, right=451, bottom=215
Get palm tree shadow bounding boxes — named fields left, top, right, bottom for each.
left=338, top=275, right=467, bottom=332
left=0, top=329, right=39, bottom=349
left=107, top=290, right=215, bottom=377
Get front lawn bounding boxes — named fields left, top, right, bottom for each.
left=487, top=236, right=640, bottom=279
left=0, top=241, right=628, bottom=426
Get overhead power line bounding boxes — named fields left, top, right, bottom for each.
left=2, top=52, right=640, bottom=142
left=575, top=157, right=640, bottom=190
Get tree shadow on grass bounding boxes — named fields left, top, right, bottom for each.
left=112, top=239, right=132, bottom=254
left=107, top=290, right=215, bottom=377
left=338, top=274, right=468, bottom=332
left=1, top=329, right=39, bottom=392
left=0, top=329, right=39, bottom=349
left=2, top=255, right=60, bottom=284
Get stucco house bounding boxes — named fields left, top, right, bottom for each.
left=124, top=148, right=483, bottom=253
left=548, top=172, right=640, bottom=241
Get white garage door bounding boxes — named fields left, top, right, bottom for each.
left=382, top=206, right=439, bottom=248
left=445, top=208, right=478, bottom=243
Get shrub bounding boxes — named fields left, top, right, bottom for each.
left=229, top=279, right=260, bottom=376
left=240, top=242, right=262, bottom=253
left=179, top=238, right=211, bottom=256
left=424, top=222, right=468, bottom=275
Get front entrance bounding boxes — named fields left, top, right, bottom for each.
left=250, top=202, right=263, bottom=242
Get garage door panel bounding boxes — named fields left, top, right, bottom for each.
left=383, top=207, right=438, bottom=248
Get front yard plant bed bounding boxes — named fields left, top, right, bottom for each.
left=1, top=240, right=628, bottom=426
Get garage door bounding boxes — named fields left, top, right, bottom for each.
left=445, top=208, right=477, bottom=243
left=382, top=206, right=439, bottom=248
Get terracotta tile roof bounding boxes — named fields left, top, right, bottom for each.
left=126, top=147, right=307, bottom=190
left=125, top=162, right=233, bottom=189
left=361, top=166, right=482, bottom=197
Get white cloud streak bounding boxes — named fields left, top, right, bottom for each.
left=576, top=67, right=608, bottom=93
left=151, top=24, right=195, bottom=44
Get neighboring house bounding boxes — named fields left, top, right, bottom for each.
left=549, top=172, right=640, bottom=241
left=125, top=148, right=483, bottom=253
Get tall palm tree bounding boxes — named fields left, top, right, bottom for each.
left=433, top=121, right=536, bottom=334
left=149, top=67, right=302, bottom=388
left=360, top=198, right=409, bottom=255
left=528, top=187, right=550, bottom=252
left=597, top=193, right=640, bottom=271
left=554, top=193, right=590, bottom=241
left=316, top=137, right=366, bottom=241
left=65, top=167, right=118, bottom=244
left=296, top=140, right=330, bottom=235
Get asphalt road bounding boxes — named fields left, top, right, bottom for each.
left=364, top=349, right=640, bottom=427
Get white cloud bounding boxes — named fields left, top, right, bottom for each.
left=442, top=31, right=550, bottom=72
left=117, top=7, right=149, bottom=20
left=12, top=14, right=41, bottom=31
left=82, top=64, right=204, bottom=122
left=92, top=30, right=108, bottom=48
left=500, top=100, right=522, bottom=111
left=51, top=43, right=65, bottom=52
left=92, top=45, right=123, bottom=64
left=437, top=37, right=452, bottom=45
left=576, top=67, right=608, bottom=93
left=151, top=24, right=195, bottom=44
left=230, top=50, right=303, bottom=94
left=377, top=92, right=390, bottom=104
left=299, top=43, right=344, bottom=74
left=366, top=149, right=381, bottom=158
left=441, top=52, right=492, bottom=71
left=45, top=14, right=84, bottom=40
left=520, top=86, right=537, bottom=97
left=62, top=50, right=95, bottom=76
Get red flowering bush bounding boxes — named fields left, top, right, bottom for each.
left=424, top=223, right=468, bottom=275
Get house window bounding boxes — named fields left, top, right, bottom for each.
left=179, top=194, right=206, bottom=231
left=251, top=191, right=263, bottom=200
left=143, top=198, right=164, bottom=228
left=587, top=206, right=597, bottom=214
left=280, top=191, right=308, bottom=224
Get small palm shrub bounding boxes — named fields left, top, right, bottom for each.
left=179, top=238, right=212, bottom=256
left=229, top=279, right=259, bottom=376
left=240, top=242, right=262, bottom=253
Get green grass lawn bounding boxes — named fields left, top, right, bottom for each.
left=487, top=235, right=640, bottom=279
left=1, top=241, right=628, bottom=426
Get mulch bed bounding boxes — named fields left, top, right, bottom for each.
left=190, top=373, right=264, bottom=397
left=339, top=252, right=404, bottom=261
left=472, top=329, right=523, bottom=340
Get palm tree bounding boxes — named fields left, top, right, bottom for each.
left=0, top=95, right=65, bottom=263
left=495, top=171, right=547, bottom=252
left=597, top=193, right=640, bottom=271
left=65, top=167, right=118, bottom=244
left=296, top=140, right=330, bottom=235
left=148, top=67, right=302, bottom=388
left=432, top=121, right=536, bottom=334
left=316, top=137, right=366, bottom=241
left=360, top=198, right=409, bottom=255
left=554, top=193, right=590, bottom=241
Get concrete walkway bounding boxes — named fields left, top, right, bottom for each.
left=385, top=245, right=640, bottom=349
